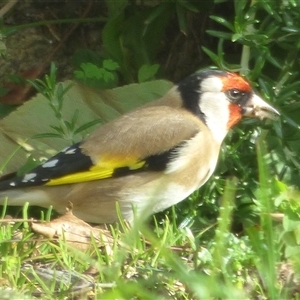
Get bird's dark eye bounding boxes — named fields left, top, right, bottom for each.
left=227, top=89, right=245, bottom=102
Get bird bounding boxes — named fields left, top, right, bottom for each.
left=0, top=69, right=279, bottom=224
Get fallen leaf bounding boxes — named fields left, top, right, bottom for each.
left=30, top=207, right=114, bottom=252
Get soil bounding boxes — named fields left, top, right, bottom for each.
left=0, top=0, right=230, bottom=104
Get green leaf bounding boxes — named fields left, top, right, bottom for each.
left=138, top=64, right=160, bottom=83
left=176, top=3, right=188, bottom=35
left=102, top=14, right=125, bottom=64
left=74, top=119, right=103, bottom=135
left=210, top=15, right=235, bottom=31
left=103, top=59, right=119, bottom=71
left=71, top=49, right=103, bottom=69
left=73, top=70, right=85, bottom=80
left=283, top=214, right=300, bottom=232
left=80, top=63, right=102, bottom=79
left=285, top=245, right=300, bottom=258
left=102, top=70, right=114, bottom=82
left=206, top=30, right=232, bottom=40
left=74, top=62, right=118, bottom=89
left=260, top=1, right=282, bottom=22
left=177, top=0, right=199, bottom=13
left=144, top=3, right=170, bottom=26
left=232, top=33, right=242, bottom=42
left=202, top=46, right=221, bottom=65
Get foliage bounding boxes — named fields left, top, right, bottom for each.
left=73, top=51, right=120, bottom=89
left=28, top=63, right=104, bottom=144
left=160, top=0, right=300, bottom=235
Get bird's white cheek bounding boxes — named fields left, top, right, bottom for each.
left=199, top=93, right=230, bottom=143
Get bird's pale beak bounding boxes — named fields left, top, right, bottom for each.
left=242, top=94, right=280, bottom=120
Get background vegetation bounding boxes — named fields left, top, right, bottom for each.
left=1, top=0, right=300, bottom=299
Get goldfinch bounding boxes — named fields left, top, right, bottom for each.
left=0, top=70, right=279, bottom=223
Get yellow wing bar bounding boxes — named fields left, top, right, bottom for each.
left=46, top=160, right=146, bottom=186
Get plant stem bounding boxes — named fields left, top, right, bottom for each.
left=240, top=0, right=257, bottom=75
left=256, top=137, right=277, bottom=300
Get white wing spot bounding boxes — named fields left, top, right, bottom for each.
left=42, top=159, right=59, bottom=168
left=10, top=182, right=16, bottom=187
left=65, top=148, right=76, bottom=155
left=62, top=146, right=69, bottom=152
left=22, top=173, right=37, bottom=183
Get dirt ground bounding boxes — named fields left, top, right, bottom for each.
left=0, top=0, right=228, bottom=105
left=0, top=1, right=106, bottom=103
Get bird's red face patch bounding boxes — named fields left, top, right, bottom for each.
left=220, top=72, right=251, bottom=129
left=221, top=72, right=251, bottom=93
left=227, top=103, right=242, bottom=129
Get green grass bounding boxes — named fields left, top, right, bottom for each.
left=1, top=145, right=299, bottom=300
